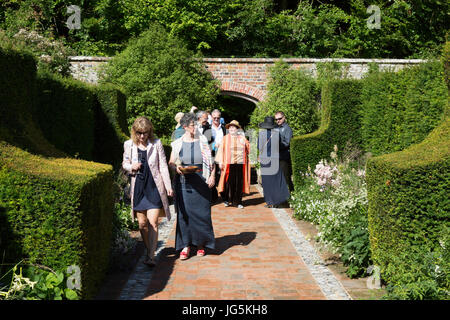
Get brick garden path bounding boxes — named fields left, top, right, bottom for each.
left=141, top=185, right=349, bottom=300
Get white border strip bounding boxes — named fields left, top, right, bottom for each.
left=256, top=184, right=351, bottom=300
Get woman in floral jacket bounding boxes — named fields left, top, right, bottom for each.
left=122, top=116, right=173, bottom=267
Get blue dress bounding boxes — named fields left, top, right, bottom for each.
left=174, top=141, right=215, bottom=251
left=133, top=148, right=163, bottom=211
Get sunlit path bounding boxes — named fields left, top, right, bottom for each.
left=143, top=185, right=329, bottom=300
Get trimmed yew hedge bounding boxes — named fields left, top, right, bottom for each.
left=36, top=70, right=96, bottom=160
left=0, top=47, right=123, bottom=298
left=0, top=142, right=114, bottom=299
left=366, top=114, right=450, bottom=274
left=365, top=48, right=450, bottom=288
left=0, top=49, right=64, bottom=157
left=360, top=61, right=447, bottom=156
left=93, top=84, right=130, bottom=169
left=290, top=79, right=363, bottom=187
left=35, top=72, right=129, bottom=167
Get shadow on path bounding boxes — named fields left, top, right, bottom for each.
left=145, top=231, right=256, bottom=297
left=145, top=247, right=178, bottom=297
left=209, top=231, right=257, bottom=256
left=243, top=196, right=265, bottom=207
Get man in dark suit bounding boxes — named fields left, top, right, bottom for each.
left=275, top=111, right=294, bottom=192
left=197, top=110, right=212, bottom=144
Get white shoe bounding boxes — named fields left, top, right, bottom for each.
left=237, top=204, right=244, bottom=209
left=224, top=201, right=229, bottom=207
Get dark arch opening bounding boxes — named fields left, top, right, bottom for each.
left=216, top=94, right=257, bottom=129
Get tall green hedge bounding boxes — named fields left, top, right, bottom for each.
left=360, top=61, right=447, bottom=156
left=0, top=48, right=64, bottom=157
left=35, top=70, right=97, bottom=160
left=365, top=47, right=450, bottom=292
left=0, top=142, right=114, bottom=299
left=35, top=71, right=129, bottom=169
left=366, top=113, right=450, bottom=275
left=0, top=47, right=125, bottom=299
left=93, top=84, right=130, bottom=170
left=290, top=79, right=363, bottom=187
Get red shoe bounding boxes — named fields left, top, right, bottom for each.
left=197, top=248, right=205, bottom=257
left=180, top=247, right=190, bottom=260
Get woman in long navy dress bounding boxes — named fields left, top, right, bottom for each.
left=258, top=116, right=290, bottom=208
left=169, top=113, right=216, bottom=260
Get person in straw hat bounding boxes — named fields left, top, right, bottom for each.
left=216, top=120, right=251, bottom=209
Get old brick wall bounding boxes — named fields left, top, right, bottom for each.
left=70, top=57, right=426, bottom=102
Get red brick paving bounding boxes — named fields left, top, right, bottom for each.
left=144, top=185, right=326, bottom=300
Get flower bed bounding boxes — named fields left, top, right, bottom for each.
left=291, top=144, right=371, bottom=278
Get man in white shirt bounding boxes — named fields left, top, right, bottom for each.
left=210, top=109, right=226, bottom=156
left=209, top=109, right=226, bottom=203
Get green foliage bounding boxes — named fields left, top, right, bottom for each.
left=118, top=0, right=246, bottom=54
left=290, top=79, right=363, bottom=187
left=35, top=70, right=96, bottom=160
left=340, top=214, right=371, bottom=278
left=34, top=70, right=129, bottom=168
left=93, top=83, right=130, bottom=169
left=366, top=115, right=450, bottom=292
left=316, top=61, right=350, bottom=89
left=249, top=60, right=319, bottom=135
left=1, top=0, right=447, bottom=58
left=336, top=0, right=449, bottom=59
left=291, top=144, right=372, bottom=278
left=360, top=61, right=448, bottom=156
left=0, top=142, right=114, bottom=299
left=285, top=2, right=349, bottom=58
left=382, top=235, right=450, bottom=300
left=0, top=262, right=80, bottom=300
left=0, top=47, right=65, bottom=157
left=110, top=202, right=138, bottom=260
left=102, top=23, right=220, bottom=137
left=443, top=41, right=450, bottom=90
left=0, top=28, right=75, bottom=76
left=0, top=47, right=127, bottom=299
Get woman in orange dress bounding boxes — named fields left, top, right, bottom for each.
left=216, top=120, right=251, bottom=209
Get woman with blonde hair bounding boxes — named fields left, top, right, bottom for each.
left=122, top=116, right=173, bottom=266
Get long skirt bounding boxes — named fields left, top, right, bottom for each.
left=174, top=171, right=216, bottom=251
left=223, top=164, right=244, bottom=205
left=260, top=158, right=290, bottom=206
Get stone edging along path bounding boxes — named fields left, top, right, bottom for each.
left=118, top=186, right=351, bottom=300
left=254, top=185, right=351, bottom=300
left=118, top=204, right=177, bottom=300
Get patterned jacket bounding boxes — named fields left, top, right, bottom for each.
left=122, top=138, right=172, bottom=221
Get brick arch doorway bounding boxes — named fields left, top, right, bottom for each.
left=217, top=94, right=257, bottom=129
left=217, top=81, right=264, bottom=128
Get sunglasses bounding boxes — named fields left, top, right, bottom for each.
left=136, top=131, right=148, bottom=135
left=275, top=117, right=283, bottom=121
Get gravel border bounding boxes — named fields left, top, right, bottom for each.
left=118, top=204, right=177, bottom=300
left=255, top=184, right=352, bottom=300
left=119, top=186, right=352, bottom=300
